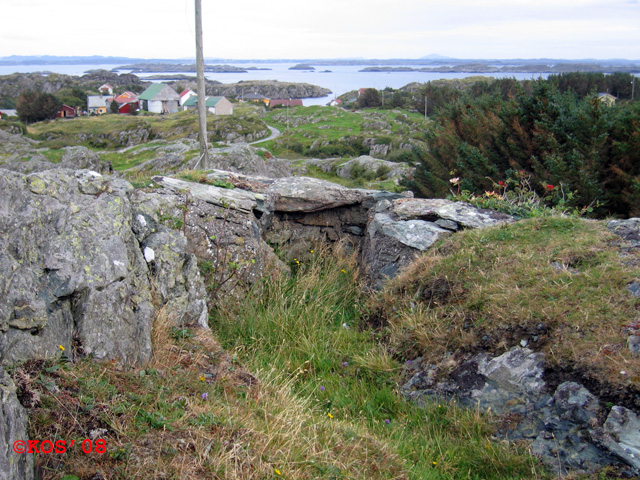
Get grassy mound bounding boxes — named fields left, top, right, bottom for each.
left=379, top=217, right=640, bottom=404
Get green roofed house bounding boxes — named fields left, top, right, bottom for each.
left=138, top=84, right=180, bottom=114
left=182, top=96, right=233, bottom=115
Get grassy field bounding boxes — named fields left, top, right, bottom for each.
left=25, top=109, right=268, bottom=149
left=256, top=105, right=430, bottom=160
left=16, top=244, right=549, bottom=480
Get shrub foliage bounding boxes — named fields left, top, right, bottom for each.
left=403, top=76, right=640, bottom=217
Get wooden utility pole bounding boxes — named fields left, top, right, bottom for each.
left=195, top=0, right=208, bottom=168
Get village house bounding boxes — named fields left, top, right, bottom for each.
left=56, top=104, right=77, bottom=118
left=113, top=91, right=139, bottom=114
left=182, top=96, right=233, bottom=115
left=138, top=84, right=180, bottom=113
left=87, top=95, right=110, bottom=115
left=241, top=92, right=269, bottom=105
left=98, top=84, right=114, bottom=95
left=179, top=89, right=197, bottom=106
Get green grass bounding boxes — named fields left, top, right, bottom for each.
left=37, top=148, right=65, bottom=163
left=16, top=246, right=545, bottom=479
left=262, top=105, right=430, bottom=159
left=211, top=247, right=544, bottom=479
left=25, top=109, right=270, bottom=150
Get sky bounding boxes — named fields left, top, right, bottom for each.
left=1, top=0, right=639, bottom=60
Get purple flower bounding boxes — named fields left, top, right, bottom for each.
left=320, top=386, right=325, bottom=392
left=202, top=392, right=209, bottom=400
left=384, top=419, right=391, bottom=424
left=342, top=362, right=348, bottom=367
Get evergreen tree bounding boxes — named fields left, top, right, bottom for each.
left=16, top=91, right=61, bottom=123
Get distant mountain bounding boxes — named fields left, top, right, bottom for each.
left=0, top=55, right=189, bottom=66
left=1, top=55, right=639, bottom=67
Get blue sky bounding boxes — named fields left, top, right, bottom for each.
left=1, top=0, right=639, bottom=60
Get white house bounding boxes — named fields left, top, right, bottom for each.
left=179, top=89, right=197, bottom=107
left=138, top=84, right=180, bottom=114
left=87, top=95, right=110, bottom=115
left=182, top=96, right=233, bottom=115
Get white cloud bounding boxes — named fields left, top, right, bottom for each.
left=0, top=0, right=638, bottom=59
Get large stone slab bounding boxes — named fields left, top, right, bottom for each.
left=153, top=175, right=265, bottom=214
left=392, top=198, right=515, bottom=229
left=266, top=177, right=368, bottom=213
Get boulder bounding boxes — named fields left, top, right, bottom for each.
left=607, top=218, right=640, bottom=246
left=126, top=142, right=291, bottom=178
left=0, top=368, right=34, bottom=480
left=142, top=176, right=286, bottom=292
left=531, top=382, right=614, bottom=474
left=401, top=348, right=639, bottom=475
left=361, top=198, right=515, bottom=288
left=1, top=145, right=109, bottom=175
left=0, top=168, right=208, bottom=366
left=335, top=155, right=413, bottom=183
left=392, top=198, right=515, bottom=229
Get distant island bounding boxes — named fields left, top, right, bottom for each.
left=115, top=63, right=272, bottom=73
left=360, top=63, right=640, bottom=74
left=289, top=64, right=316, bottom=71
left=1, top=55, right=639, bottom=74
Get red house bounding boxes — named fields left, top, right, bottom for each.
left=56, top=104, right=77, bottom=118
left=113, top=92, right=139, bottom=114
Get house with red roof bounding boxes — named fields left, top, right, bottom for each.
left=56, top=104, right=77, bottom=118
left=99, top=84, right=114, bottom=95
left=179, top=89, right=197, bottom=107
left=113, top=91, right=139, bottom=114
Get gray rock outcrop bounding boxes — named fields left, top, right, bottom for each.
left=401, top=348, right=638, bottom=476
left=0, top=368, right=33, bottom=480
left=362, top=198, right=514, bottom=288
left=205, top=144, right=292, bottom=178
left=0, top=168, right=208, bottom=366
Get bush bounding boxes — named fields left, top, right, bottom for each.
left=16, top=91, right=61, bottom=124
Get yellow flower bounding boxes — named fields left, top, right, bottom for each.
left=310, top=250, right=314, bottom=253
left=274, top=469, right=282, bottom=476
left=340, top=269, right=347, bottom=273
left=432, top=461, right=437, bottom=466
left=58, top=345, right=65, bottom=351
left=327, top=412, right=334, bottom=419
left=199, top=374, right=206, bottom=382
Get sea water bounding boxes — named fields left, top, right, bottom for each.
left=0, top=62, right=547, bottom=106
